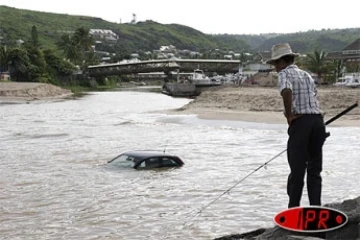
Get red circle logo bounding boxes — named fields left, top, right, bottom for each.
left=336, top=215, right=343, bottom=224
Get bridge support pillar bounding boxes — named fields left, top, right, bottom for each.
left=164, top=71, right=171, bottom=83
left=176, top=69, right=180, bottom=82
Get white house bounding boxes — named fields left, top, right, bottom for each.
left=130, top=53, right=140, bottom=59
left=89, top=29, right=119, bottom=43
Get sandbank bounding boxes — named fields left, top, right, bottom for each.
left=166, top=86, right=360, bottom=127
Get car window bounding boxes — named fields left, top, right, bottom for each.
left=138, top=157, right=161, bottom=169
left=108, top=154, right=135, bottom=168
left=161, top=157, right=179, bottom=167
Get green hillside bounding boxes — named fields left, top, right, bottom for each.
left=0, top=5, right=231, bottom=53
left=213, top=28, right=360, bottom=53
left=252, top=29, right=360, bottom=52
left=1, top=5, right=359, bottom=54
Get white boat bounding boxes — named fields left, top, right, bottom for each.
left=334, top=73, right=360, bottom=88
left=345, top=73, right=360, bottom=88
left=334, top=77, right=348, bottom=87
left=188, top=69, right=221, bottom=87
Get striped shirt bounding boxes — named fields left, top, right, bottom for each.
left=278, top=64, right=321, bottom=115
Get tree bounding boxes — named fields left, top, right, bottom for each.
left=31, top=25, right=39, bottom=47
left=25, top=45, right=48, bottom=82
left=73, top=27, right=94, bottom=52
left=333, top=60, right=345, bottom=80
left=26, top=45, right=46, bottom=70
left=57, top=28, right=96, bottom=66
left=57, top=34, right=82, bottom=63
left=43, top=49, right=75, bottom=77
left=87, top=51, right=100, bottom=64
left=239, top=52, right=249, bottom=67
left=7, top=47, right=31, bottom=81
left=345, top=62, right=360, bottom=73
left=6, top=45, right=50, bottom=82
left=0, top=45, right=9, bottom=72
left=305, top=50, right=328, bottom=84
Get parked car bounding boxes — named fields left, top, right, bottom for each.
left=107, top=150, right=184, bottom=169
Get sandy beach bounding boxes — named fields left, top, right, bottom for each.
left=166, top=86, right=360, bottom=127
left=0, top=82, right=73, bottom=101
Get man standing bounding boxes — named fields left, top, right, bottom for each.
left=266, top=43, right=326, bottom=208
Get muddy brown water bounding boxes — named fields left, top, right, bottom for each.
left=1, top=91, right=359, bottom=239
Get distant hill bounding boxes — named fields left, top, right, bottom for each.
left=1, top=5, right=359, bottom=55
left=0, top=5, right=230, bottom=54
left=252, top=29, right=360, bottom=52
left=213, top=28, right=360, bottom=53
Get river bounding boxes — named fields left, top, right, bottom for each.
left=1, top=89, right=359, bottom=240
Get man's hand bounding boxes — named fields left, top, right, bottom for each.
left=286, top=114, right=301, bottom=125
left=286, top=114, right=296, bottom=125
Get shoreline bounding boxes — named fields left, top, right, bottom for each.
left=165, top=85, right=360, bottom=127
left=1, top=82, right=359, bottom=127
left=0, top=93, right=75, bottom=102
left=166, top=107, right=360, bottom=127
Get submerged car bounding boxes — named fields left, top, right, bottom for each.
left=107, top=150, right=184, bottom=169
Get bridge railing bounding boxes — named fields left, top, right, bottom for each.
left=87, top=59, right=241, bottom=76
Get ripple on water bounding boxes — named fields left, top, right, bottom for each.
left=0, top=91, right=359, bottom=239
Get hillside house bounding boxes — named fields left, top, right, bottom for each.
left=327, top=38, right=360, bottom=62
left=159, top=45, right=177, bottom=53
left=234, top=53, right=241, bottom=58
left=130, top=53, right=140, bottom=59
left=178, top=49, right=190, bottom=55
left=89, top=29, right=119, bottom=44
left=153, top=45, right=178, bottom=58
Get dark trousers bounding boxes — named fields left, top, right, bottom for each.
left=287, top=114, right=326, bottom=208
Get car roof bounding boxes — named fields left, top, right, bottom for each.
left=122, top=150, right=179, bottom=160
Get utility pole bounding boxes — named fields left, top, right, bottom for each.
left=131, top=13, right=137, bottom=24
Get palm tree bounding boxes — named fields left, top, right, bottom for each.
left=57, top=34, right=81, bottom=63
left=57, top=28, right=96, bottom=67
left=73, top=27, right=94, bottom=52
left=333, top=59, right=345, bottom=80
left=305, top=50, right=327, bottom=84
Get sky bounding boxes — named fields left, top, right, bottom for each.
left=1, top=0, right=360, bottom=35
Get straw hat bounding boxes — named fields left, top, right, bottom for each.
left=266, top=43, right=300, bottom=64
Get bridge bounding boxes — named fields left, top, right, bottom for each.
left=87, top=59, right=241, bottom=77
